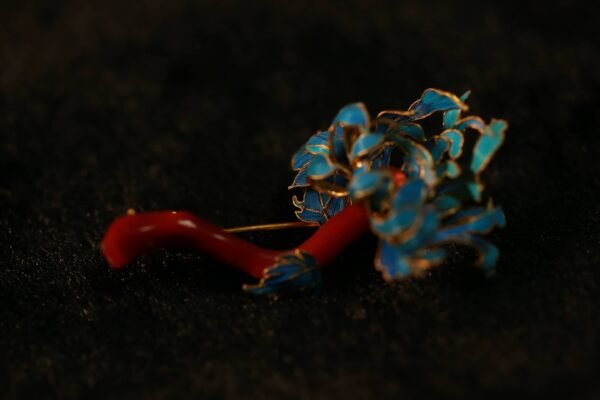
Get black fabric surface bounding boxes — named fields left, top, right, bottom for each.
left=1, top=1, right=599, bottom=399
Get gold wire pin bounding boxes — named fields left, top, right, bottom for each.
left=224, top=221, right=318, bottom=233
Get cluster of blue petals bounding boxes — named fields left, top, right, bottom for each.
left=247, top=89, right=507, bottom=293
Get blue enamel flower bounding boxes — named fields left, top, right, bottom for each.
left=283, top=88, right=508, bottom=288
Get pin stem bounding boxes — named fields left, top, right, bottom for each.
left=224, top=221, right=318, bottom=233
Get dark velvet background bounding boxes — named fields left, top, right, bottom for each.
left=1, top=1, right=599, bottom=399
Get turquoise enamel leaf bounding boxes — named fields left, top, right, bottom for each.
left=387, top=122, right=426, bottom=142
left=307, top=154, right=336, bottom=180
left=243, top=251, right=321, bottom=295
left=332, top=102, right=370, bottom=129
left=434, top=195, right=460, bottom=216
left=437, top=234, right=499, bottom=272
left=293, top=190, right=325, bottom=223
left=391, top=137, right=436, bottom=187
left=348, top=170, right=385, bottom=200
left=470, top=119, right=507, bottom=174
left=326, top=196, right=347, bottom=217
left=443, top=109, right=461, bottom=129
left=465, top=236, right=499, bottom=271
left=329, top=130, right=348, bottom=164
left=375, top=209, right=440, bottom=279
left=459, top=90, right=471, bottom=101
left=407, top=89, right=468, bottom=121
left=293, top=189, right=348, bottom=224
left=392, top=179, right=427, bottom=208
left=454, top=116, right=486, bottom=133
left=385, top=208, right=439, bottom=257
left=292, top=147, right=313, bottom=170
left=436, top=206, right=506, bottom=238
left=305, top=131, right=332, bottom=156
left=289, top=166, right=309, bottom=189
left=349, top=133, right=386, bottom=161
left=370, top=179, right=427, bottom=238
left=436, top=160, right=461, bottom=179
left=426, top=137, right=450, bottom=162
left=371, top=146, right=392, bottom=170
left=440, top=129, right=464, bottom=159
left=371, top=208, right=420, bottom=237
left=376, top=241, right=412, bottom=279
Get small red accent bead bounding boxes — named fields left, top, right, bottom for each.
left=391, top=169, right=407, bottom=188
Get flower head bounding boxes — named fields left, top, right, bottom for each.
left=290, top=88, right=507, bottom=280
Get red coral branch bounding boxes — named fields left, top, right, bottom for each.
left=101, top=205, right=369, bottom=279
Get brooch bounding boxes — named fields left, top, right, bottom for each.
left=101, top=88, right=507, bottom=294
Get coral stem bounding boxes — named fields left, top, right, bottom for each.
left=101, top=205, right=370, bottom=279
